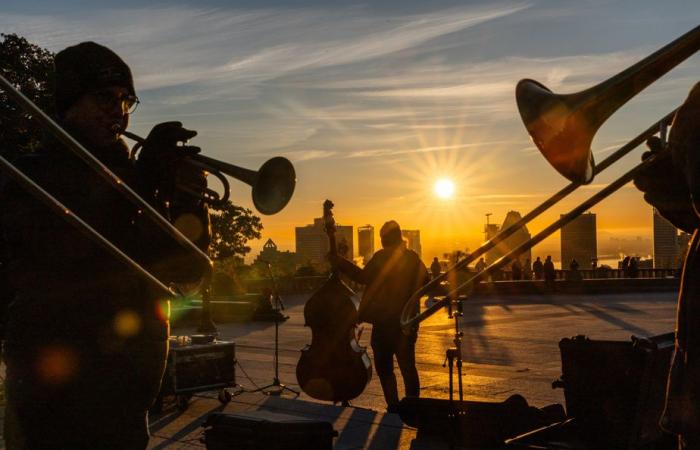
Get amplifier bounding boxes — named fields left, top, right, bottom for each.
left=162, top=339, right=236, bottom=394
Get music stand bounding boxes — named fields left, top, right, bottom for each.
left=252, top=261, right=299, bottom=398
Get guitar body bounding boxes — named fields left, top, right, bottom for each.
left=295, top=201, right=372, bottom=402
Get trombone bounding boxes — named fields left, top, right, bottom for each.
left=401, top=24, right=700, bottom=331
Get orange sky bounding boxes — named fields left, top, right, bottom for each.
left=7, top=2, right=697, bottom=267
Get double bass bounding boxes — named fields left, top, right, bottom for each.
left=296, top=200, right=372, bottom=402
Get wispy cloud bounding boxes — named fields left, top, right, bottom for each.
left=0, top=3, right=530, bottom=92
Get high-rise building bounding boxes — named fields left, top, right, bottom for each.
left=295, top=218, right=353, bottom=270
left=484, top=211, right=531, bottom=266
left=358, top=225, right=374, bottom=265
left=561, top=212, right=597, bottom=269
left=401, top=229, right=422, bottom=258
left=653, top=208, right=678, bottom=269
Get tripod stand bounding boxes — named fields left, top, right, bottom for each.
left=252, top=261, right=299, bottom=397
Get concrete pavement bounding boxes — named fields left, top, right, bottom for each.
left=146, top=290, right=678, bottom=449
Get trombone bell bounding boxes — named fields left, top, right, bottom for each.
left=516, top=79, right=595, bottom=184
left=517, top=24, right=700, bottom=185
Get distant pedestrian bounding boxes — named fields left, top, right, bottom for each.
left=511, top=258, right=522, bottom=280
left=569, top=258, right=582, bottom=281
left=629, top=257, right=639, bottom=278
left=427, top=257, right=443, bottom=305
left=475, top=257, right=487, bottom=273
left=621, top=255, right=631, bottom=277
left=543, top=255, right=556, bottom=290
left=523, top=258, right=532, bottom=280
left=533, top=256, right=544, bottom=280
left=430, top=257, right=441, bottom=280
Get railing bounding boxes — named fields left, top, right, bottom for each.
left=223, top=268, right=680, bottom=297
left=498, top=268, right=679, bottom=280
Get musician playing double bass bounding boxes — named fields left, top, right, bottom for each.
left=0, top=42, right=210, bottom=449
left=329, top=220, right=429, bottom=411
left=634, top=82, right=700, bottom=450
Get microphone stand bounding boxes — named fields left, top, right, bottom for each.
left=253, top=261, right=299, bottom=397
left=442, top=294, right=466, bottom=447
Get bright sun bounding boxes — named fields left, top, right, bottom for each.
left=434, top=178, right=455, bottom=199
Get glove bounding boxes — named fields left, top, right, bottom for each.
left=633, top=136, right=698, bottom=233
left=136, top=122, right=203, bottom=204
left=137, top=121, right=200, bottom=172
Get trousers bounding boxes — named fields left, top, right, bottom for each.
left=371, top=326, right=419, bottom=407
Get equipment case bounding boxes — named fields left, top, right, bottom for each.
left=202, top=410, right=337, bottom=450
left=153, top=339, right=236, bottom=411
left=507, top=332, right=675, bottom=450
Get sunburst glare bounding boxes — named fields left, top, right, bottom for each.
left=434, top=178, right=455, bottom=199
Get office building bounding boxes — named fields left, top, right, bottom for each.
left=296, top=218, right=353, bottom=270
left=561, top=212, right=597, bottom=269
left=358, top=225, right=374, bottom=265
left=653, top=208, right=678, bottom=269
left=401, top=229, right=422, bottom=259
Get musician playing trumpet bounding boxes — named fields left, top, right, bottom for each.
left=634, top=82, right=700, bottom=450
left=0, top=42, right=210, bottom=449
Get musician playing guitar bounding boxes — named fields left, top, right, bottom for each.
left=329, top=220, right=429, bottom=411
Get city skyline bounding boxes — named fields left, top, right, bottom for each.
left=256, top=206, right=673, bottom=269
left=3, top=1, right=698, bottom=263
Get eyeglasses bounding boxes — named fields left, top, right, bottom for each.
left=90, top=89, right=140, bottom=114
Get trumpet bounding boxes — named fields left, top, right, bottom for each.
left=401, top=24, right=700, bottom=331
left=121, top=130, right=296, bottom=215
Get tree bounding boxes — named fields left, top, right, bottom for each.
left=0, top=34, right=55, bottom=161
left=209, top=200, right=263, bottom=261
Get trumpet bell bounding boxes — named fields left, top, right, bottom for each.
left=253, top=156, right=296, bottom=215
left=516, top=79, right=595, bottom=184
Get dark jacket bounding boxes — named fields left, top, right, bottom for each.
left=337, top=245, right=429, bottom=330
left=662, top=230, right=700, bottom=435
left=0, top=136, right=210, bottom=346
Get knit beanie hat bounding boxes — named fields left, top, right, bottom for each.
left=54, top=41, right=135, bottom=115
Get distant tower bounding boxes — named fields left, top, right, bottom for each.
left=401, top=229, right=422, bottom=259
left=653, top=208, right=678, bottom=269
left=358, top=225, right=375, bottom=265
left=296, top=217, right=353, bottom=270
left=561, top=212, right=597, bottom=269
left=484, top=211, right=531, bottom=266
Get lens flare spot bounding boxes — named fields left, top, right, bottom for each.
left=36, top=346, right=79, bottom=385
left=174, top=213, right=204, bottom=242
left=114, top=309, right=142, bottom=338
left=156, top=299, right=171, bottom=322
left=434, top=178, right=455, bottom=199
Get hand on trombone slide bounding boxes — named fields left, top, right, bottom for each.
left=633, top=82, right=700, bottom=234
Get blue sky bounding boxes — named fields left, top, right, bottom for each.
left=3, top=1, right=699, bottom=262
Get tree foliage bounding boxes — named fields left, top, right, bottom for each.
left=0, top=33, right=55, bottom=160
left=209, top=200, right=263, bottom=261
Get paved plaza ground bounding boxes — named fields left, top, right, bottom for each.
left=145, top=289, right=678, bottom=449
